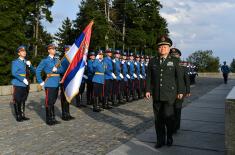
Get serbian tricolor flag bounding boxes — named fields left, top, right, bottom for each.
left=61, top=21, right=94, bottom=103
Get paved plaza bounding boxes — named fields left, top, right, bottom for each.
left=0, top=77, right=228, bottom=154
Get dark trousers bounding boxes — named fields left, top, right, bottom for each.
left=104, top=79, right=113, bottom=98
left=121, top=80, right=129, bottom=97
left=223, top=73, right=228, bottom=84
left=153, top=101, right=174, bottom=144
left=128, top=79, right=135, bottom=97
left=76, top=82, right=86, bottom=106
left=140, top=79, right=146, bottom=94
left=45, top=87, right=59, bottom=122
left=174, top=99, right=183, bottom=132
left=113, top=80, right=121, bottom=96
left=60, top=85, right=71, bottom=117
left=134, top=79, right=141, bottom=98
left=13, top=86, right=28, bottom=118
left=86, top=80, right=93, bottom=104
left=93, top=82, right=104, bottom=97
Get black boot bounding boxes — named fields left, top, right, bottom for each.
left=112, top=95, right=117, bottom=106
left=51, top=105, right=60, bottom=124
left=66, top=103, right=75, bottom=120
left=76, top=95, right=81, bottom=107
left=14, top=103, right=22, bottom=122
left=21, top=102, right=30, bottom=121
left=106, top=97, right=112, bottom=109
left=93, top=97, right=101, bottom=112
left=46, top=107, right=53, bottom=125
left=61, top=101, right=68, bottom=121
left=102, top=97, right=107, bottom=109
left=119, top=94, right=124, bottom=104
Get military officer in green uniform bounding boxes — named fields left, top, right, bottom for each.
left=146, top=36, right=184, bottom=148
left=170, top=48, right=191, bottom=134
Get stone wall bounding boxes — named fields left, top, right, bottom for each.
left=0, top=84, right=41, bottom=96
left=225, top=86, right=235, bottom=155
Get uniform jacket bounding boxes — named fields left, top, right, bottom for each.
left=179, top=62, right=190, bottom=94
left=87, top=59, right=94, bottom=81
left=140, top=61, right=146, bottom=79
left=103, top=56, right=113, bottom=80
left=128, top=60, right=135, bottom=80
left=92, top=59, right=105, bottom=84
left=113, top=58, right=122, bottom=81
left=11, top=58, right=35, bottom=87
left=36, top=56, right=64, bottom=88
left=121, top=60, right=128, bottom=81
left=146, top=55, right=184, bottom=104
left=135, top=61, right=141, bottom=80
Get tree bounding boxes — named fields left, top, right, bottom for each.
left=187, top=50, right=220, bottom=72
left=230, top=59, right=235, bottom=73
left=55, top=17, right=75, bottom=52
left=73, top=0, right=112, bottom=50
left=111, top=0, right=168, bottom=54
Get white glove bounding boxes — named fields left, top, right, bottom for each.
left=40, top=82, right=45, bottom=90
left=141, top=63, right=143, bottom=67
left=52, top=67, right=57, bottom=72
left=111, top=73, right=117, bottom=79
left=23, top=78, right=29, bottom=85
left=127, top=62, right=130, bottom=65
left=119, top=73, right=124, bottom=79
left=113, top=59, right=116, bottom=63
left=134, top=62, right=137, bottom=65
left=26, top=61, right=31, bottom=67
left=139, top=74, right=143, bottom=79
left=133, top=73, right=137, bottom=78
left=121, top=60, right=125, bottom=64
left=96, top=55, right=99, bottom=59
left=126, top=74, right=130, bottom=79
left=83, top=75, right=88, bottom=79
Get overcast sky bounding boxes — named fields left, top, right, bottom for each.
left=42, top=0, right=235, bottom=64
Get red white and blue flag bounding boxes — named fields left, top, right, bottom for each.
left=61, top=21, right=94, bottom=103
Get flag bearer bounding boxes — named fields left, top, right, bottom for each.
left=36, top=44, right=64, bottom=125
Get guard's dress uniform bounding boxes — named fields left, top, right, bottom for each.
left=86, top=52, right=95, bottom=105
left=140, top=59, right=146, bottom=98
left=92, top=56, right=105, bottom=112
left=121, top=54, right=130, bottom=102
left=12, top=54, right=35, bottom=121
left=60, top=56, right=74, bottom=121
left=103, top=52, right=114, bottom=108
left=146, top=55, right=184, bottom=147
left=127, top=56, right=135, bottom=101
left=36, top=55, right=64, bottom=125
left=134, top=57, right=141, bottom=100
left=112, top=54, right=123, bottom=104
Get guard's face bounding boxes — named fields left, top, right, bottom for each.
left=48, top=47, right=56, bottom=55
left=90, top=55, right=95, bottom=60
left=99, top=54, right=103, bottom=59
left=115, top=54, right=120, bottom=58
left=158, top=45, right=170, bottom=56
left=130, top=56, right=134, bottom=60
left=122, top=56, right=126, bottom=60
left=136, top=58, right=140, bottom=61
left=107, top=52, right=112, bottom=57
left=171, top=53, right=180, bottom=58
left=18, top=49, right=26, bottom=58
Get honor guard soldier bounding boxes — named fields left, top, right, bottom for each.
left=11, top=45, right=35, bottom=122
left=103, top=49, right=115, bottom=108
left=121, top=52, right=130, bottom=102
left=146, top=36, right=184, bottom=148
left=170, top=48, right=191, bottom=133
left=140, top=55, right=146, bottom=98
left=60, top=45, right=75, bottom=121
left=112, top=50, right=124, bottom=104
left=134, top=54, right=141, bottom=100
left=36, top=44, right=64, bottom=125
left=86, top=51, right=95, bottom=105
left=127, top=52, right=136, bottom=101
left=92, top=50, right=105, bottom=112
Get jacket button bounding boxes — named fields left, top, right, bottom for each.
left=160, top=84, right=162, bottom=87
left=160, top=74, right=162, bottom=76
